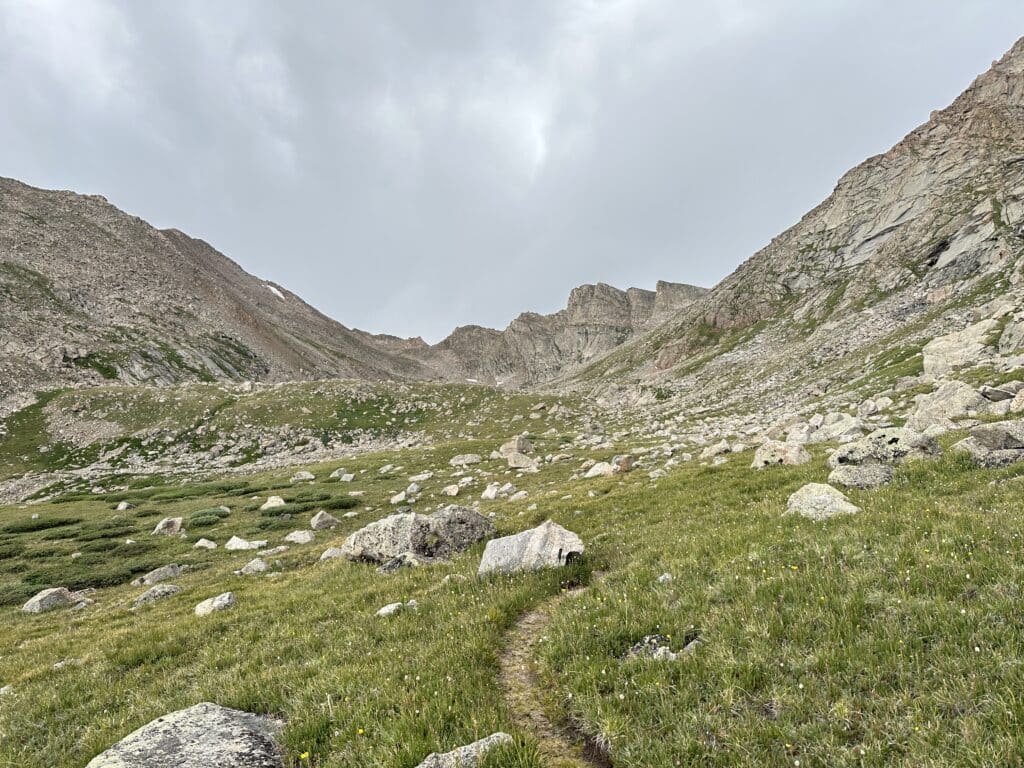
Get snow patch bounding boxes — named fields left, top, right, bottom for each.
left=265, top=284, right=285, bottom=300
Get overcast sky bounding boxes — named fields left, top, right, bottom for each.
left=1, top=2, right=1022, bottom=341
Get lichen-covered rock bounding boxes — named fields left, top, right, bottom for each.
left=751, top=441, right=811, bottom=468
left=786, top=483, right=860, bottom=521
left=22, top=587, right=74, bottom=614
left=954, top=419, right=1024, bottom=467
left=827, top=427, right=940, bottom=469
left=414, top=732, right=513, bottom=768
left=341, top=506, right=495, bottom=565
left=134, top=564, right=183, bottom=586
left=133, top=584, right=182, bottom=608
left=195, top=592, right=236, bottom=617
left=828, top=464, right=894, bottom=489
left=477, top=520, right=584, bottom=577
left=84, top=702, right=283, bottom=768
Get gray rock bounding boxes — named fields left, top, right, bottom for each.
left=786, top=483, right=860, bottom=521
left=751, top=440, right=811, bottom=468
left=376, top=602, right=404, bottom=617
left=290, top=470, right=315, bottom=482
left=922, top=319, right=999, bottom=377
left=135, top=564, right=183, bottom=586
left=907, top=381, right=989, bottom=432
left=284, top=530, right=315, bottom=544
left=827, top=427, right=940, bottom=469
left=237, top=558, right=268, bottom=576
left=341, top=506, right=495, bottom=565
left=309, top=511, right=340, bottom=530
left=477, top=520, right=584, bottom=577
left=259, top=496, right=286, bottom=511
left=22, top=587, right=74, bottom=613
left=133, top=584, right=182, bottom=608
left=152, top=517, right=184, bottom=536
left=115, top=501, right=135, bottom=511
left=225, top=536, right=266, bottom=551
left=414, top=732, right=514, bottom=768
left=954, top=419, right=1024, bottom=467
left=499, top=436, right=532, bottom=455
left=449, top=454, right=481, bottom=467
left=193, top=538, right=217, bottom=549
left=828, top=464, right=894, bottom=489
left=194, top=592, right=236, bottom=617
left=584, top=461, right=614, bottom=478
left=84, top=702, right=283, bottom=768
left=319, top=547, right=345, bottom=561
left=506, top=452, right=537, bottom=469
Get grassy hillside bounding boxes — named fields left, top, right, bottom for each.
left=1, top=395, right=1024, bottom=766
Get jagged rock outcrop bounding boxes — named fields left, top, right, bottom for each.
left=416, top=280, right=706, bottom=386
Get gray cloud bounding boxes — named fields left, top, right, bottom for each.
left=1, top=0, right=1022, bottom=341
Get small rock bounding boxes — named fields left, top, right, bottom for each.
left=259, top=496, right=286, bottom=511
left=284, top=530, right=315, bottom=544
left=787, top=483, right=860, bottom=521
left=310, top=510, right=340, bottom=530
left=193, top=538, right=217, bottom=550
left=22, top=587, right=74, bottom=614
left=415, top=733, right=514, bottom=768
left=152, top=517, right=184, bottom=536
left=290, top=471, right=315, bottom=483
left=224, top=536, right=266, bottom=551
left=133, top=584, right=182, bottom=608
left=194, top=592, right=236, bottom=617
left=236, top=558, right=268, bottom=576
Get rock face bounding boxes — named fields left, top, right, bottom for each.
left=415, top=281, right=707, bottom=387
left=477, top=520, right=584, bottom=577
left=414, top=733, right=514, bottom=768
left=923, top=320, right=999, bottom=376
left=22, top=587, right=74, bottom=613
left=84, top=702, right=283, bottom=768
left=341, top=506, right=495, bottom=565
left=787, top=483, right=860, bottom=521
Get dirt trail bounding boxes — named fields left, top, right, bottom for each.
left=499, top=586, right=612, bottom=768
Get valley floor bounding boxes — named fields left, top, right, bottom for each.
left=2, top=404, right=1024, bottom=767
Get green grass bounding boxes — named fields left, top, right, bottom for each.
left=1, top=418, right=1024, bottom=766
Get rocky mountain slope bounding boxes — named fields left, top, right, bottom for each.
left=577, top=36, right=1024, bottom=413
left=0, top=177, right=703, bottom=402
left=0, top=177, right=443, bottom=402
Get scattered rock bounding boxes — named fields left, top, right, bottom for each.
left=341, top=506, right=496, bottom=565
left=224, top=536, right=266, bottom=551
left=477, top=520, right=584, bottom=577
left=22, top=587, right=74, bottom=614
left=309, top=511, right=339, bottom=530
left=786, top=483, right=860, bottom=521
left=133, top=584, right=182, bottom=608
left=414, top=733, right=514, bottom=768
left=449, top=454, right=481, bottom=467
left=134, top=564, right=184, bottom=586
left=152, top=517, right=184, bottom=536
left=827, top=427, right=940, bottom=468
left=954, top=419, right=1024, bottom=467
left=290, top=470, right=315, bottom=483
left=115, top=501, right=135, bottom=511
left=441, top=484, right=460, bottom=497
left=236, top=558, right=268, bottom=576
left=584, top=462, right=614, bottom=479
left=828, top=464, right=894, bottom=490
left=194, top=592, right=236, bottom=617
left=751, top=440, right=811, bottom=468
left=284, top=530, right=315, bottom=544
left=193, top=538, right=217, bottom=550
left=376, top=602, right=404, bottom=617
left=259, top=496, right=286, bottom=511
left=922, top=319, right=999, bottom=377
left=83, top=702, right=282, bottom=768
left=499, top=436, right=533, bottom=455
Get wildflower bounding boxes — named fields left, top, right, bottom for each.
left=300, top=752, right=310, bottom=761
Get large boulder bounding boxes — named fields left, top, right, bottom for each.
left=341, top=506, right=495, bottom=565
left=954, top=419, right=1024, bottom=467
left=751, top=441, right=811, bottom=469
left=22, top=587, right=74, bottom=614
left=499, top=436, right=533, bottom=456
left=152, top=517, right=184, bottom=536
left=786, top=483, right=860, bottom=521
left=828, top=464, right=894, bottom=490
left=827, top=428, right=939, bottom=469
left=477, top=520, right=584, bottom=577
left=84, top=702, right=283, bottom=768
left=922, top=319, right=999, bottom=377
left=907, top=381, right=989, bottom=432
left=415, top=733, right=514, bottom=768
